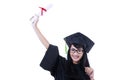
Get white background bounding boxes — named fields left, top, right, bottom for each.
left=0, top=0, right=120, bottom=80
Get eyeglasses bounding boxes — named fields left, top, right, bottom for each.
left=70, top=48, right=83, bottom=54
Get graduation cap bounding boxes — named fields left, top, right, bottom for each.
left=64, top=32, right=94, bottom=53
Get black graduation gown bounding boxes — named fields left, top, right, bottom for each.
left=40, top=44, right=90, bottom=80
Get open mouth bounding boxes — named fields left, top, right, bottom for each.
left=72, top=55, right=79, bottom=60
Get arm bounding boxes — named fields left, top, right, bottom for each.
left=31, top=15, right=62, bottom=75
left=31, top=14, right=49, bottom=49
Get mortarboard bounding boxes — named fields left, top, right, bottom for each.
left=64, top=32, right=94, bottom=53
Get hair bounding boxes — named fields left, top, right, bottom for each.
left=66, top=43, right=90, bottom=80
left=67, top=43, right=87, bottom=66
left=72, top=43, right=84, bottom=49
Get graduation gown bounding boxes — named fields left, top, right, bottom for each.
left=40, top=44, right=90, bottom=80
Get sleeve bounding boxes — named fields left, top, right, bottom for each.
left=40, top=44, right=59, bottom=71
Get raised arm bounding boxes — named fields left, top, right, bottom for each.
left=30, top=14, right=49, bottom=49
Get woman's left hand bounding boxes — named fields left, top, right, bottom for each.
left=85, top=67, right=94, bottom=80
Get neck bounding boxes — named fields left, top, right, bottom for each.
left=73, top=61, right=79, bottom=64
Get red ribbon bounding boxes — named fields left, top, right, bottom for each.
left=39, top=7, right=47, bottom=16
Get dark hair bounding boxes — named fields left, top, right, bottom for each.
left=66, top=43, right=90, bottom=80
left=67, top=43, right=87, bottom=66
left=72, top=43, right=84, bottom=49
left=65, top=44, right=90, bottom=80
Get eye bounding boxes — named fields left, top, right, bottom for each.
left=78, top=49, right=83, bottom=52
left=70, top=48, right=83, bottom=54
left=71, top=48, right=76, bottom=51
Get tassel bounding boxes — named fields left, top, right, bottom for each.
left=65, top=43, right=68, bottom=54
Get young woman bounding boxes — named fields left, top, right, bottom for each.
left=31, top=14, right=94, bottom=80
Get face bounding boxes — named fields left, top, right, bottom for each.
left=70, top=45, right=84, bottom=64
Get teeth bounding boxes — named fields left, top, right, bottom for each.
left=73, top=56, right=79, bottom=59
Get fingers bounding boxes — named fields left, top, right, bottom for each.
left=30, top=14, right=39, bottom=27
left=90, top=70, right=94, bottom=80
left=89, top=69, right=94, bottom=80
left=85, top=67, right=95, bottom=80
left=85, top=67, right=92, bottom=75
